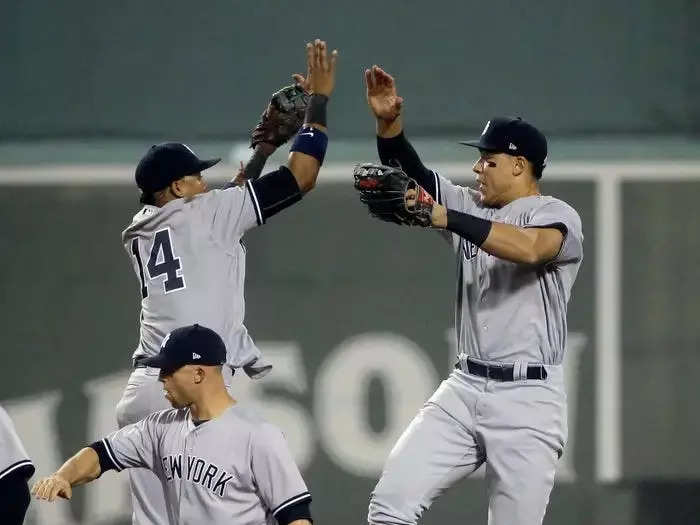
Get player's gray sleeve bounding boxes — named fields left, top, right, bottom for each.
left=434, top=172, right=479, bottom=213
left=101, top=411, right=162, bottom=472
left=433, top=172, right=481, bottom=248
left=251, top=423, right=311, bottom=519
left=527, top=200, right=584, bottom=264
left=194, top=186, right=260, bottom=247
left=0, top=406, right=34, bottom=481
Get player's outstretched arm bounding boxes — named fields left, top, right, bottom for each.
left=229, top=73, right=314, bottom=187
left=431, top=204, right=565, bottom=264
left=31, top=447, right=101, bottom=502
left=365, top=65, right=403, bottom=139
left=365, top=65, right=438, bottom=198
left=228, top=144, right=276, bottom=187
left=286, top=39, right=338, bottom=194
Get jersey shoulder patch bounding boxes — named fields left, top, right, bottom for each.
left=122, top=205, right=164, bottom=240
left=132, top=205, right=158, bottom=223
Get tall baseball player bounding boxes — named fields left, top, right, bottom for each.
left=116, top=39, right=337, bottom=524
left=355, top=66, right=584, bottom=525
left=32, top=324, right=313, bottom=525
left=0, top=405, right=35, bottom=524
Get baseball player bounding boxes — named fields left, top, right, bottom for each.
left=356, top=66, right=584, bottom=525
left=0, top=405, right=35, bottom=524
left=116, top=39, right=337, bottom=524
left=32, top=324, right=313, bottom=525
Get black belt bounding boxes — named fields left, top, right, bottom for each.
left=457, top=357, right=547, bottom=381
left=133, top=356, right=149, bottom=368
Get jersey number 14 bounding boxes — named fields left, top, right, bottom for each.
left=130, top=229, right=185, bottom=298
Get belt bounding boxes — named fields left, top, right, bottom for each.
left=457, top=357, right=547, bottom=381
left=133, top=356, right=149, bottom=368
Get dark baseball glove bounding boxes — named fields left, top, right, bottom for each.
left=353, top=163, right=435, bottom=226
left=251, top=84, right=310, bottom=148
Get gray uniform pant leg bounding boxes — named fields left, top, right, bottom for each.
left=368, top=378, right=485, bottom=525
left=115, top=366, right=235, bottom=525
left=115, top=367, right=172, bottom=525
left=481, top=366, right=567, bottom=525
left=369, top=367, right=567, bottom=525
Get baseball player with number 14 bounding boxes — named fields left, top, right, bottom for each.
left=113, top=38, right=337, bottom=524
left=357, top=66, right=584, bottom=525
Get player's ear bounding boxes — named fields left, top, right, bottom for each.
left=513, top=156, right=525, bottom=176
left=170, top=178, right=185, bottom=198
left=192, top=367, right=206, bottom=384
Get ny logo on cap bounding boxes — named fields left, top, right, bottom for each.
left=161, top=333, right=171, bottom=348
left=481, top=121, right=491, bottom=136
left=508, top=142, right=517, bottom=151
left=192, top=352, right=201, bottom=360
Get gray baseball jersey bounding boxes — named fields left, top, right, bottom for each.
left=122, top=185, right=264, bottom=370
left=435, top=173, right=584, bottom=365
left=0, top=406, right=34, bottom=482
left=101, top=405, right=310, bottom=525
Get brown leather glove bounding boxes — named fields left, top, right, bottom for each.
left=250, top=84, right=310, bottom=148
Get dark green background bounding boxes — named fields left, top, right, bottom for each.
left=1, top=0, right=698, bottom=140
left=1, top=179, right=699, bottom=524
left=2, top=0, right=699, bottom=521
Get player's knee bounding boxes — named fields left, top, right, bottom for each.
left=367, top=482, right=420, bottom=525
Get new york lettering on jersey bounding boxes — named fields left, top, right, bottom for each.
left=102, top=405, right=310, bottom=524
left=160, top=453, right=234, bottom=498
left=434, top=172, right=584, bottom=364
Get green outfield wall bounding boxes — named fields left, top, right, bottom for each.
left=1, top=173, right=699, bottom=524
left=1, top=0, right=698, bottom=140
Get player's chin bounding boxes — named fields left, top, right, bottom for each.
left=164, top=392, right=181, bottom=408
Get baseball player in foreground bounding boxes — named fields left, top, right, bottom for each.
left=116, top=39, right=337, bottom=524
left=0, top=405, right=35, bottom=524
left=354, top=66, right=584, bottom=525
left=32, top=324, right=313, bottom=525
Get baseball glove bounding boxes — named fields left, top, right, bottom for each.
left=251, top=84, right=310, bottom=148
left=353, top=163, right=434, bottom=226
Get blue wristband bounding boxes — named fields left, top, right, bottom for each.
left=290, top=126, right=328, bottom=165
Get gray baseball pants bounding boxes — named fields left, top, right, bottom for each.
left=368, top=362, right=567, bottom=525
left=115, top=366, right=234, bottom=525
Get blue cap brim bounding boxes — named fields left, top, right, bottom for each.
left=458, top=140, right=500, bottom=151
left=141, top=353, right=172, bottom=369
left=197, top=158, right=221, bottom=172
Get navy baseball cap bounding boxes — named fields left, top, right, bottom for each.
left=142, top=324, right=227, bottom=373
left=460, top=117, right=548, bottom=168
left=135, top=143, right=221, bottom=194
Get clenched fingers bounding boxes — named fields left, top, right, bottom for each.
left=32, top=477, right=54, bottom=500
left=32, top=476, right=71, bottom=502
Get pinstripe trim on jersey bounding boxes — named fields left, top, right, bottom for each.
left=433, top=170, right=442, bottom=205
left=245, top=179, right=264, bottom=226
left=272, top=491, right=312, bottom=516
left=0, top=459, right=34, bottom=480
left=102, top=438, right=126, bottom=472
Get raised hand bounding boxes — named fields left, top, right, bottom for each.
left=365, top=65, right=403, bottom=122
left=305, top=39, right=338, bottom=97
